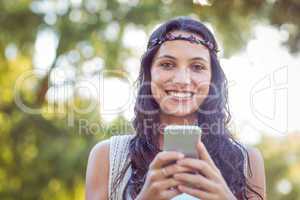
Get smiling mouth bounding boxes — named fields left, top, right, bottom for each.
left=165, top=90, right=194, bottom=99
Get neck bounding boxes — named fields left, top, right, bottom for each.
left=159, top=112, right=198, bottom=126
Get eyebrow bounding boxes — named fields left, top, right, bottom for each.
left=156, top=55, right=209, bottom=63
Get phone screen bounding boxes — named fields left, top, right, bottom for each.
left=163, top=125, right=202, bottom=158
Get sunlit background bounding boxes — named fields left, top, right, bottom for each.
left=1, top=0, right=299, bottom=199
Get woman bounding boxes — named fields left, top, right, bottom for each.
left=85, top=17, right=266, bottom=200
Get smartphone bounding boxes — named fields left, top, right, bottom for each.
left=163, top=125, right=202, bottom=158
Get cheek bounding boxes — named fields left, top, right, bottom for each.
left=151, top=68, right=168, bottom=81
left=151, top=68, right=171, bottom=89
left=150, top=69, right=165, bottom=99
left=193, top=73, right=211, bottom=98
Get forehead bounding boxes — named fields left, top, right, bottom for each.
left=154, top=30, right=210, bottom=60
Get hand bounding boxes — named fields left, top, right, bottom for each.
left=173, top=139, right=237, bottom=200
left=136, top=151, right=193, bottom=200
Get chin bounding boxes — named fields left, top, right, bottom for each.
left=160, top=105, right=197, bottom=117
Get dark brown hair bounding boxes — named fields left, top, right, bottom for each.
left=112, top=16, right=263, bottom=200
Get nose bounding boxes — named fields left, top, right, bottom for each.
left=172, top=68, right=191, bottom=85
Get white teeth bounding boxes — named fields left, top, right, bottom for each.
left=167, top=91, right=193, bottom=98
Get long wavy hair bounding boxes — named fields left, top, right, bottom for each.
left=112, top=16, right=263, bottom=200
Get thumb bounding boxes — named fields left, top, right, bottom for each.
left=196, top=136, right=203, bottom=159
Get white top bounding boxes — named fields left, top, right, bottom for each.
left=108, top=135, right=248, bottom=200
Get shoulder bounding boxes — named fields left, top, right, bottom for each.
left=90, top=139, right=110, bottom=157
left=87, top=134, right=133, bottom=165
left=88, top=139, right=110, bottom=168
left=244, top=146, right=266, bottom=199
left=245, top=146, right=264, bottom=166
left=244, top=146, right=265, bottom=174
left=85, top=139, right=110, bottom=200
left=85, top=134, right=134, bottom=200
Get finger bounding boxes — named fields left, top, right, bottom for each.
left=160, top=188, right=181, bottom=200
left=197, top=140, right=219, bottom=171
left=178, top=185, right=217, bottom=200
left=177, top=158, right=219, bottom=180
left=148, top=164, right=193, bottom=181
left=150, top=151, right=184, bottom=169
left=173, top=172, right=218, bottom=193
left=161, top=164, right=194, bottom=178
left=152, top=178, right=181, bottom=190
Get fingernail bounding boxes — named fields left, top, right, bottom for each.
left=178, top=153, right=184, bottom=158
left=198, top=136, right=202, bottom=143
left=177, top=159, right=183, bottom=164
left=198, top=139, right=203, bottom=145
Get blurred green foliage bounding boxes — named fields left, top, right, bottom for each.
left=258, top=133, right=300, bottom=200
left=0, top=0, right=299, bottom=199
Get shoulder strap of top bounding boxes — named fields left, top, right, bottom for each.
left=242, top=147, right=248, bottom=178
left=108, top=134, right=134, bottom=200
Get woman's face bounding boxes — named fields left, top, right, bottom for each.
left=150, top=30, right=212, bottom=117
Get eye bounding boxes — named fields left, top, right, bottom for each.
left=191, top=64, right=205, bottom=72
left=159, top=62, right=174, bottom=70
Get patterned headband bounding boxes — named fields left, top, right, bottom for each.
left=148, top=32, right=219, bottom=53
